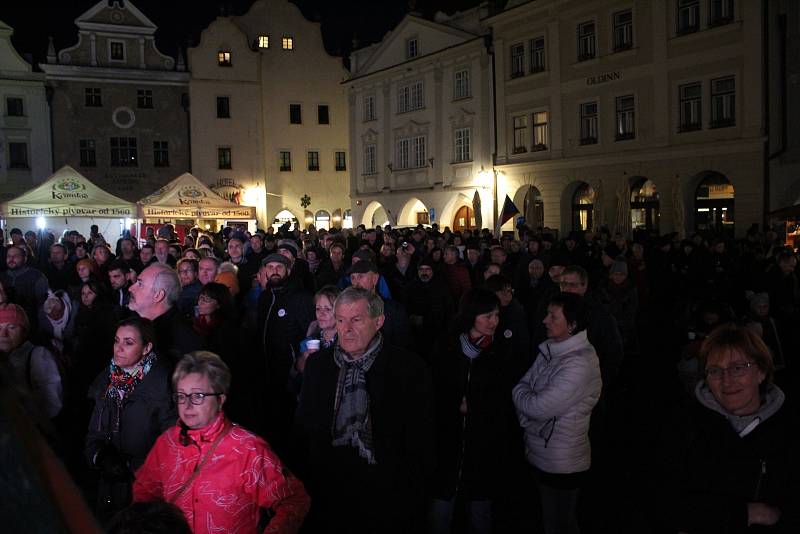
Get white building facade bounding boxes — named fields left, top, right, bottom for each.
left=0, top=19, right=52, bottom=201
left=345, top=8, right=495, bottom=232
left=188, top=0, right=350, bottom=231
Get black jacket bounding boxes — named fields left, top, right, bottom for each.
left=150, top=306, right=203, bottom=365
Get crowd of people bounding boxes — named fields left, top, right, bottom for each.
left=0, top=219, right=798, bottom=533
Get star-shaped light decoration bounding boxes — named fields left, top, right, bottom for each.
left=300, top=194, right=311, bottom=208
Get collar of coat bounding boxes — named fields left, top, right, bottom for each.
left=538, top=330, right=590, bottom=362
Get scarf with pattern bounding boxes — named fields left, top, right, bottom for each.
left=106, top=351, right=157, bottom=406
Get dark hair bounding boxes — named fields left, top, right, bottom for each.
left=107, top=259, right=131, bottom=275
left=547, top=292, right=588, bottom=334
left=454, top=287, right=500, bottom=334
left=562, top=265, right=588, bottom=286
left=484, top=273, right=513, bottom=293
left=116, top=316, right=156, bottom=350
left=698, top=324, right=774, bottom=391
left=141, top=243, right=155, bottom=253
left=80, top=279, right=107, bottom=303
left=177, top=258, right=199, bottom=274
left=107, top=501, right=191, bottom=534
left=199, top=282, right=235, bottom=320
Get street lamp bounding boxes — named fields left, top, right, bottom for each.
left=478, top=166, right=498, bottom=236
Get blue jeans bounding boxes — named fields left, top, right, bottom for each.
left=428, top=496, right=492, bottom=534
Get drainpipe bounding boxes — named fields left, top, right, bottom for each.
left=485, top=28, right=499, bottom=235
left=761, top=0, right=770, bottom=230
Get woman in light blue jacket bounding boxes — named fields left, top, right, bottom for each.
left=513, top=292, right=601, bottom=534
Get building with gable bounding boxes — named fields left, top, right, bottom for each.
left=345, top=6, right=494, bottom=232
left=0, top=19, right=52, bottom=200
left=188, top=0, right=350, bottom=231
left=40, top=0, right=190, bottom=202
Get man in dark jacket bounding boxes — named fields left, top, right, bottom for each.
left=348, top=260, right=413, bottom=350
left=42, top=243, right=73, bottom=292
left=0, top=245, right=50, bottom=330
left=294, top=287, right=434, bottom=534
left=405, top=258, right=454, bottom=361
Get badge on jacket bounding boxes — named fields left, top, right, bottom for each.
left=278, top=308, right=286, bottom=317
left=504, top=329, right=513, bottom=338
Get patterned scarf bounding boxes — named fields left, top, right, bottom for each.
left=459, top=332, right=491, bottom=360
left=106, top=351, right=157, bottom=406
left=331, top=332, right=383, bottom=465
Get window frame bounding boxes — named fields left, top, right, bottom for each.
left=136, top=89, right=153, bottom=109
left=510, top=43, right=525, bottom=78
left=289, top=103, right=302, bottom=124
left=363, top=95, right=376, bottom=121
left=512, top=115, right=528, bottom=154
left=532, top=111, right=549, bottom=151
left=454, top=68, right=471, bottom=100
left=613, top=9, right=634, bottom=52
left=153, top=140, right=170, bottom=168
left=710, top=76, right=736, bottom=128
left=110, top=136, right=138, bottom=167
left=216, top=96, right=231, bottom=119
left=577, top=21, right=597, bottom=61
left=335, top=151, right=347, bottom=171
left=364, top=144, right=377, bottom=175
left=258, top=35, right=269, bottom=48
left=85, top=87, right=102, bottom=107
left=79, top=139, right=97, bottom=167
left=615, top=94, right=636, bottom=141
left=397, top=81, right=424, bottom=113
left=307, top=151, right=320, bottom=171
left=6, top=97, right=24, bottom=117
left=406, top=37, right=418, bottom=59
left=279, top=151, right=292, bottom=172
left=218, top=146, right=232, bottom=170
left=530, top=38, right=545, bottom=73
left=217, top=51, right=232, bottom=67
left=109, top=39, right=126, bottom=62
left=709, top=0, right=734, bottom=26
left=677, top=0, right=700, bottom=35
left=679, top=82, right=702, bottom=132
left=453, top=127, right=472, bottom=163
left=318, top=105, right=330, bottom=125
left=282, top=37, right=294, bottom=50
left=8, top=141, right=29, bottom=169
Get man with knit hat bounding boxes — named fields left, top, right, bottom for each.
left=277, top=239, right=315, bottom=292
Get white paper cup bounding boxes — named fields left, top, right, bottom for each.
left=306, top=339, right=321, bottom=351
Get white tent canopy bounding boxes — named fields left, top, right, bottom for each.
left=0, top=165, right=136, bottom=219
left=137, top=172, right=256, bottom=220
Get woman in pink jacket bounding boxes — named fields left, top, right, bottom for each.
left=133, top=351, right=310, bottom=534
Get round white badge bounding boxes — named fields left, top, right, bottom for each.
left=277, top=308, right=286, bottom=317
left=504, top=329, right=513, bottom=339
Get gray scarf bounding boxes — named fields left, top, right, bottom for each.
left=695, top=381, right=785, bottom=437
left=331, top=332, right=383, bottom=465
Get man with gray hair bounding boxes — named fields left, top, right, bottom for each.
left=295, top=286, right=434, bottom=533
left=128, top=263, right=200, bottom=363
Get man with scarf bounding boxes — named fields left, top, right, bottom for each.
left=294, top=286, right=434, bottom=534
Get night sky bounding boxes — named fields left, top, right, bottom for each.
left=3, top=0, right=485, bottom=66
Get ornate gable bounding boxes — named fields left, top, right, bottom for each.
left=76, top=0, right=157, bottom=34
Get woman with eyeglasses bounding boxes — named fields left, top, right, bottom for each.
left=512, top=292, right=601, bottom=534
left=134, top=351, right=310, bottom=534
left=665, top=324, right=798, bottom=533
left=85, top=316, right=175, bottom=522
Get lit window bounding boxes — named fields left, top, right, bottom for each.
left=580, top=102, right=598, bottom=145
left=258, top=35, right=269, bottom=48
left=218, top=51, right=232, bottom=66
left=282, top=37, right=293, bottom=50
left=532, top=111, right=549, bottom=151
left=454, top=128, right=471, bottom=162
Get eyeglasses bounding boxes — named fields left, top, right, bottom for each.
left=705, top=361, right=755, bottom=380
left=173, top=392, right=223, bottom=405
left=198, top=295, right=216, bottom=303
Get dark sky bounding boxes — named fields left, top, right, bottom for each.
left=3, top=0, right=484, bottom=65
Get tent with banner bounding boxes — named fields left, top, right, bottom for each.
left=137, top=173, right=257, bottom=233
left=0, top=165, right=136, bottom=238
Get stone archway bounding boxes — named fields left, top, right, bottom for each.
left=271, top=208, right=300, bottom=232
left=692, top=171, right=735, bottom=236
left=398, top=197, right=429, bottom=226
left=442, top=193, right=477, bottom=232
left=362, top=201, right=390, bottom=228
left=629, top=176, right=660, bottom=233
left=562, top=181, right=594, bottom=232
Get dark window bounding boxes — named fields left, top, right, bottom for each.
left=613, top=10, right=633, bottom=51
left=335, top=151, right=346, bottom=171
left=79, top=139, right=96, bottom=167
left=679, top=82, right=702, bottom=131
left=137, top=89, right=153, bottom=109
left=406, top=38, right=418, bottom=59
left=530, top=38, right=545, bottom=73
left=580, top=102, right=598, bottom=145
left=577, top=21, right=596, bottom=60
left=218, top=51, right=232, bottom=66
left=6, top=97, right=24, bottom=117
left=318, top=105, right=329, bottom=124
left=510, top=43, right=524, bottom=78
left=153, top=141, right=169, bottom=167
left=217, top=96, right=230, bottom=118
left=290, top=104, right=302, bottom=124
left=615, top=95, right=636, bottom=140
left=513, top=115, right=528, bottom=153
left=218, top=147, right=232, bottom=169
left=677, top=0, right=700, bottom=35
left=8, top=142, right=28, bottom=169
left=710, top=0, right=734, bottom=26
left=85, top=88, right=102, bottom=107
left=110, top=137, right=138, bottom=167
left=711, top=76, right=735, bottom=128
left=308, top=151, right=319, bottom=171
left=279, top=151, right=291, bottom=171
left=110, top=41, right=125, bottom=61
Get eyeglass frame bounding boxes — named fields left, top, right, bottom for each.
left=704, top=361, right=756, bottom=381
left=172, top=392, right=224, bottom=405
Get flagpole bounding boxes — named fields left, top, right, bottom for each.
left=493, top=168, right=498, bottom=238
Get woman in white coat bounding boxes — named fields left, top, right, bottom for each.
left=512, top=292, right=601, bottom=534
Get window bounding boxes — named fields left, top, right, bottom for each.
left=710, top=0, right=734, bottom=26
left=217, top=96, right=230, bottom=118
left=578, top=22, right=596, bottom=60
left=218, top=51, right=231, bottom=66
left=6, top=97, right=24, bottom=117
left=290, top=104, right=302, bottom=124
left=8, top=142, right=28, bottom=169
left=110, top=40, right=125, bottom=61
left=395, top=135, right=426, bottom=169
left=412, top=136, right=426, bottom=168
left=363, top=95, right=376, bottom=121
left=513, top=115, right=528, bottom=153
left=580, top=102, right=599, bottom=145
left=282, top=37, right=293, bottom=50
left=406, top=38, right=418, bottom=59
left=153, top=141, right=169, bottom=167
left=258, top=35, right=269, bottom=48
left=308, top=151, right=320, bottom=171
left=218, top=147, right=232, bottom=169
left=530, top=38, right=545, bottom=73
left=110, top=137, right=138, bottom=167
left=137, top=89, right=153, bottom=109
left=454, top=69, right=471, bottom=99
left=79, top=139, right=96, bottom=167
left=85, top=88, right=102, bottom=107
left=615, top=95, right=636, bottom=140
left=532, top=111, right=549, bottom=150
left=454, top=127, right=471, bottom=162
left=711, top=76, right=735, bottom=128
left=335, top=151, right=346, bottom=171
left=364, top=144, right=377, bottom=175
left=677, top=0, right=700, bottom=35
left=397, top=81, right=424, bottom=113
left=679, top=82, right=702, bottom=131
left=613, top=10, right=633, bottom=51
left=510, top=43, right=524, bottom=78
left=279, top=151, right=291, bottom=171
left=318, top=105, right=329, bottom=125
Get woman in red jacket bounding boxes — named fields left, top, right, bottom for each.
left=133, top=351, right=310, bottom=534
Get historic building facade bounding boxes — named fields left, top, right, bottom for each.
left=487, top=0, right=764, bottom=238
left=39, top=0, right=190, bottom=201
left=0, top=19, right=52, bottom=200
left=345, top=7, right=495, bottom=232
left=188, top=0, right=350, bottom=230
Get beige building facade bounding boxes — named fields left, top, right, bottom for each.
left=188, top=0, right=350, bottom=231
left=488, top=0, right=764, bottom=238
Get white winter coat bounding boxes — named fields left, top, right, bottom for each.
left=512, top=330, right=601, bottom=474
